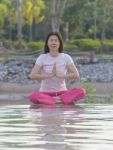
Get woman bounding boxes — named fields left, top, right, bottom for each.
left=29, top=32, right=86, bottom=105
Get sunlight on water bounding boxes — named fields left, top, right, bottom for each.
left=0, top=104, right=113, bottom=150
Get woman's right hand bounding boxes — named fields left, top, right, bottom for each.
left=51, top=63, right=56, bottom=77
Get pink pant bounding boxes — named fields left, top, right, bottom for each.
left=29, top=87, right=86, bottom=105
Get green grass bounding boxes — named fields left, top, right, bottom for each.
left=96, top=54, right=113, bottom=60
left=76, top=95, right=113, bottom=104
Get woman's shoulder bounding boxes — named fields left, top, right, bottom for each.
left=61, top=53, right=72, bottom=58
left=36, top=53, right=48, bottom=64
left=37, top=53, right=48, bottom=59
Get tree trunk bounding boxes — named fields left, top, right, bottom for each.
left=51, top=0, right=59, bottom=32
left=51, top=0, right=67, bottom=32
left=29, top=25, right=33, bottom=41
left=65, top=22, right=69, bottom=41
left=17, top=0, right=23, bottom=48
left=101, top=8, right=106, bottom=40
left=94, top=0, right=97, bottom=39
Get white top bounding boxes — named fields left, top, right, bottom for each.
left=36, top=53, right=74, bottom=92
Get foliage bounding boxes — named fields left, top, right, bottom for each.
left=1, top=0, right=113, bottom=50
left=23, top=0, right=45, bottom=26
left=1, top=39, right=12, bottom=49
left=71, top=39, right=101, bottom=53
left=0, top=3, right=7, bottom=28
left=64, top=41, right=78, bottom=51
left=28, top=41, right=44, bottom=50
left=101, top=40, right=113, bottom=52
left=13, top=41, right=28, bottom=50
left=76, top=78, right=113, bottom=104
left=70, top=39, right=113, bottom=53
left=80, top=77, right=97, bottom=94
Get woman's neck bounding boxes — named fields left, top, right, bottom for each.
left=49, top=51, right=59, bottom=57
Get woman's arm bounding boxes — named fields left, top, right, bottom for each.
left=29, top=64, right=54, bottom=80
left=56, top=63, right=79, bottom=80
left=66, top=63, right=79, bottom=80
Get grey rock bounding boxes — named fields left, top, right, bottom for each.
left=0, top=59, right=113, bottom=83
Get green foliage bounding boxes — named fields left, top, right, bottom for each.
left=64, top=40, right=78, bottom=51
left=23, top=0, right=45, bottom=26
left=77, top=77, right=97, bottom=103
left=74, top=32, right=87, bottom=39
left=1, top=0, right=113, bottom=45
left=1, top=39, right=28, bottom=50
left=13, top=41, right=28, bottom=50
left=108, top=94, right=113, bottom=103
left=76, top=78, right=113, bottom=104
left=102, top=40, right=113, bottom=52
left=28, top=41, right=44, bottom=50
left=0, top=3, right=7, bottom=28
left=64, top=39, right=113, bottom=53
left=81, top=77, right=97, bottom=95
left=72, top=39, right=101, bottom=53
left=1, top=39, right=12, bottom=49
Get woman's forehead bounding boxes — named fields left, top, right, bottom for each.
left=48, top=35, right=59, bottom=40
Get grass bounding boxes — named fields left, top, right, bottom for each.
left=75, top=94, right=113, bottom=104
left=96, top=54, right=113, bottom=60
left=0, top=50, right=113, bottom=62
left=77, top=79, right=113, bottom=104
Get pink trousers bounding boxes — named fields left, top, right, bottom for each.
left=29, top=87, right=86, bottom=105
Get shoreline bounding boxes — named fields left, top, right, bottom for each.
left=0, top=81, right=113, bottom=95
left=0, top=81, right=113, bottom=105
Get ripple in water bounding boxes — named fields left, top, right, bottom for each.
left=0, top=104, right=113, bottom=150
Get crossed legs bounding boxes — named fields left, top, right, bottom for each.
left=29, top=87, right=86, bottom=105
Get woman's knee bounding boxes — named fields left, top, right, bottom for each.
left=71, top=87, right=86, bottom=95
left=28, top=91, right=40, bottom=100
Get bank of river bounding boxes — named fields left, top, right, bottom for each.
left=0, top=59, right=113, bottom=84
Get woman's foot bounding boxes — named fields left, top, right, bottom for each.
left=54, top=96, right=61, bottom=104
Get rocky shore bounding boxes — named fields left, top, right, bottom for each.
left=0, top=56, right=113, bottom=105
left=0, top=58, right=113, bottom=84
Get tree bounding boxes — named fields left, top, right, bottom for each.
left=16, top=0, right=23, bottom=47
left=23, top=0, right=45, bottom=41
left=50, top=0, right=67, bottom=32
left=0, top=3, right=7, bottom=28
left=3, top=0, right=17, bottom=40
left=63, top=0, right=87, bottom=39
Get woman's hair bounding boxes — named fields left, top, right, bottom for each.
left=44, top=32, right=63, bottom=53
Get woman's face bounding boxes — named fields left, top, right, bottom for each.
left=47, top=35, right=60, bottom=52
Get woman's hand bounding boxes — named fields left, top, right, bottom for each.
left=51, top=63, right=56, bottom=77
left=51, top=63, right=66, bottom=79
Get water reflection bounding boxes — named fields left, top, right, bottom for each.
left=29, top=104, right=84, bottom=150
left=0, top=104, right=113, bottom=150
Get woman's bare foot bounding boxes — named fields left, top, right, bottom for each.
left=54, top=96, right=61, bottom=104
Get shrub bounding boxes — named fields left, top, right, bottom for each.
left=102, top=40, right=113, bottom=52
left=72, top=39, right=101, bottom=53
left=28, top=41, right=44, bottom=50
left=1, top=39, right=13, bottom=49
left=64, top=40, right=78, bottom=51
left=13, top=41, right=28, bottom=50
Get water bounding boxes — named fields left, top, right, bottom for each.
left=0, top=104, right=113, bottom=150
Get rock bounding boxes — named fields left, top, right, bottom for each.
left=0, top=59, right=113, bottom=83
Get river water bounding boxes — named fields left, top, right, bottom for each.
left=0, top=104, right=113, bottom=150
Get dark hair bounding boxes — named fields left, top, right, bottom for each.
left=44, top=32, right=63, bottom=53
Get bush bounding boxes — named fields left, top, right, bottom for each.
left=102, top=40, right=113, bottom=52
left=1, top=39, right=13, bottom=49
left=72, top=39, right=101, bottom=53
left=0, top=39, right=28, bottom=50
left=74, top=32, right=87, bottom=39
left=13, top=41, right=28, bottom=50
left=64, top=40, right=78, bottom=51
left=28, top=41, right=44, bottom=50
